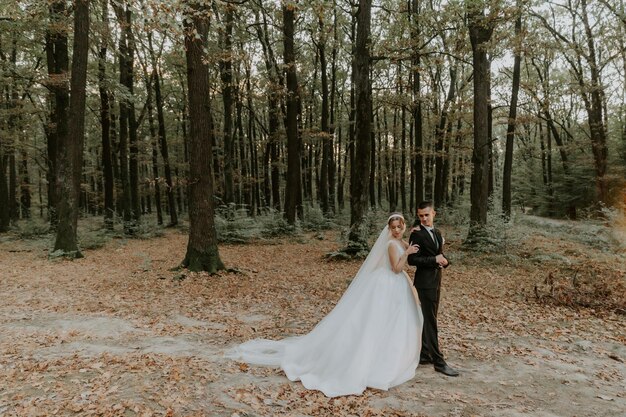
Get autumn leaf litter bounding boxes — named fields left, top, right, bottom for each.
left=0, top=218, right=625, bottom=416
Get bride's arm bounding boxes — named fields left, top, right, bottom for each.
left=388, top=242, right=418, bottom=274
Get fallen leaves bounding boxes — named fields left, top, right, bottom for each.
left=0, top=223, right=624, bottom=416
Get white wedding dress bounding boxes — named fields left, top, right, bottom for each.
left=226, top=226, right=424, bottom=397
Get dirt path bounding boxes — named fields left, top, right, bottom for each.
left=0, top=223, right=624, bottom=416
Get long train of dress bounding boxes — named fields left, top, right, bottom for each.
left=227, top=239, right=423, bottom=397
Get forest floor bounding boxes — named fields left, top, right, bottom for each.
left=0, top=214, right=625, bottom=417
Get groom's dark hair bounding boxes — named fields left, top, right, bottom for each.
left=417, top=201, right=434, bottom=211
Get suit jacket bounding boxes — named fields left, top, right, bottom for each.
left=407, top=223, right=448, bottom=289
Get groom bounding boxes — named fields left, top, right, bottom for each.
left=407, top=201, right=459, bottom=377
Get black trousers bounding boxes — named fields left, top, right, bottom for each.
left=417, top=286, right=446, bottom=368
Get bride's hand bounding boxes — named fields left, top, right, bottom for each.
left=406, top=243, right=419, bottom=255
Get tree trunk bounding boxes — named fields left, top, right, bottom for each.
left=254, top=7, right=282, bottom=211
left=125, top=7, right=140, bottom=226
left=530, top=58, right=576, bottom=218
left=376, top=111, right=383, bottom=207
left=115, top=7, right=133, bottom=234
left=319, top=14, right=330, bottom=215
left=19, top=146, right=30, bottom=219
left=370, top=103, right=376, bottom=209
left=328, top=1, right=338, bottom=214
left=0, top=153, right=8, bottom=231
left=502, top=8, right=522, bottom=219
left=46, top=0, right=70, bottom=228
left=391, top=107, right=398, bottom=210
left=7, top=38, right=21, bottom=222
left=283, top=3, right=302, bottom=225
left=8, top=153, right=16, bottom=222
left=467, top=5, right=493, bottom=240
left=400, top=70, right=407, bottom=213
left=487, top=102, right=494, bottom=200
left=98, top=0, right=114, bottom=230
left=580, top=0, right=609, bottom=206
left=218, top=6, right=235, bottom=206
left=53, top=0, right=89, bottom=257
left=236, top=77, right=250, bottom=211
left=113, top=3, right=140, bottom=228
left=411, top=0, right=424, bottom=206
left=245, top=63, right=260, bottom=215
left=434, top=66, right=457, bottom=208
left=337, top=126, right=344, bottom=211
left=347, top=0, right=372, bottom=253
left=146, top=33, right=177, bottom=227
left=145, top=71, right=163, bottom=226
left=182, top=0, right=225, bottom=273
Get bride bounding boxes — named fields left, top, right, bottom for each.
left=226, top=213, right=424, bottom=397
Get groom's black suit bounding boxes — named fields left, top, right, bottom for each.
left=407, top=222, right=449, bottom=369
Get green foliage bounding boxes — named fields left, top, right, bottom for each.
left=15, top=219, right=50, bottom=239
left=513, top=149, right=597, bottom=218
left=79, top=229, right=111, bottom=250
left=214, top=208, right=297, bottom=244
left=327, top=209, right=394, bottom=260
left=133, top=221, right=166, bottom=240
left=300, top=206, right=335, bottom=231
left=523, top=215, right=615, bottom=251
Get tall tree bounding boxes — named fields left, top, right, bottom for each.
left=181, top=0, right=225, bottom=273
left=467, top=2, right=494, bottom=239
left=433, top=62, right=458, bottom=208
left=283, top=0, right=302, bottom=225
left=254, top=5, right=282, bottom=211
left=502, top=4, right=522, bottom=219
left=114, top=3, right=133, bottom=233
left=98, top=0, right=114, bottom=230
left=0, top=145, right=8, bottom=232
left=45, top=0, right=70, bottom=227
left=145, top=70, right=164, bottom=225
left=147, top=27, right=177, bottom=226
left=347, top=0, right=372, bottom=253
left=533, top=0, right=611, bottom=208
left=53, top=0, right=90, bottom=257
left=217, top=4, right=236, bottom=206
left=411, top=0, right=424, bottom=207
left=318, top=10, right=331, bottom=215
left=328, top=0, right=339, bottom=214
left=113, top=2, right=141, bottom=228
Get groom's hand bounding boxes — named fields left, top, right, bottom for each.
left=435, top=254, right=448, bottom=267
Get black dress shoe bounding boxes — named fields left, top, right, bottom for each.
left=419, top=358, right=433, bottom=365
left=434, top=364, right=459, bottom=377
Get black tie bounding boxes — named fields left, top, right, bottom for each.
left=429, top=228, right=438, bottom=250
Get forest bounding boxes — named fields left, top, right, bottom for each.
left=0, top=0, right=625, bottom=415
left=0, top=0, right=624, bottom=265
